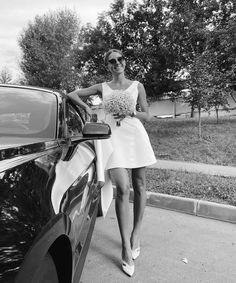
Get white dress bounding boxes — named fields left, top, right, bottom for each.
left=101, top=80, right=156, bottom=170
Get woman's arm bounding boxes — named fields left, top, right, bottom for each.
left=67, top=84, right=102, bottom=115
left=135, top=82, right=152, bottom=122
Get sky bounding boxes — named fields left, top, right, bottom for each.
left=0, top=0, right=113, bottom=79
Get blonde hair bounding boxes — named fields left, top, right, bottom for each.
left=103, top=49, right=124, bottom=65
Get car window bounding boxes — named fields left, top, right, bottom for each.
left=75, top=104, right=87, bottom=122
left=0, top=87, right=57, bottom=139
left=66, top=103, right=84, bottom=137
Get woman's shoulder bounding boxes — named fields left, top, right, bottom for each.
left=102, top=81, right=109, bottom=86
left=91, top=83, right=103, bottom=93
left=126, top=79, right=140, bottom=88
left=129, top=80, right=142, bottom=85
left=130, top=80, right=143, bottom=90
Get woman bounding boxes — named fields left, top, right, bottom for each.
left=67, top=49, right=156, bottom=277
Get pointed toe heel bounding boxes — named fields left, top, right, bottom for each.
left=131, top=247, right=140, bottom=260
left=122, top=261, right=134, bottom=277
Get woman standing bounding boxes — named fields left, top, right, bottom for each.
left=67, top=49, right=156, bottom=277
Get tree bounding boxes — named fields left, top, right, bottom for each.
left=74, top=0, right=235, bottom=98
left=215, top=14, right=236, bottom=86
left=185, top=54, right=211, bottom=139
left=73, top=0, right=180, bottom=98
left=185, top=50, right=233, bottom=137
left=164, top=0, right=235, bottom=134
left=0, top=67, right=12, bottom=84
left=19, top=9, right=81, bottom=91
left=206, top=55, right=231, bottom=123
left=164, top=0, right=235, bottom=67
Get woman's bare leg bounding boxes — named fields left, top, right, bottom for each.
left=110, top=168, right=133, bottom=265
left=131, top=167, right=147, bottom=250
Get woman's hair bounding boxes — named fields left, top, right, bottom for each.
left=103, top=49, right=124, bottom=65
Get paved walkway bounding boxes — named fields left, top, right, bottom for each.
left=149, top=159, right=236, bottom=177
left=80, top=160, right=236, bottom=282
left=81, top=201, right=236, bottom=283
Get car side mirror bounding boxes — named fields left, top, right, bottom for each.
left=82, top=122, right=111, bottom=139
left=63, top=122, right=111, bottom=161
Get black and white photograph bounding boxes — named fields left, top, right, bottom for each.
left=1, top=0, right=236, bottom=282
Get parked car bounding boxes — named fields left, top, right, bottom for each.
left=0, top=84, right=111, bottom=283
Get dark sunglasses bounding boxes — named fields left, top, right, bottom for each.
left=108, top=56, right=125, bottom=65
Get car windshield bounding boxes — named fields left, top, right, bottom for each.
left=0, top=87, right=57, bottom=139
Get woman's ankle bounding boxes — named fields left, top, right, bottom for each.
left=122, top=247, right=133, bottom=264
left=130, top=232, right=140, bottom=249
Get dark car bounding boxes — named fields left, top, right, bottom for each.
left=0, top=84, right=111, bottom=283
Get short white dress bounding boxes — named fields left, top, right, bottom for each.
left=101, top=81, right=156, bottom=170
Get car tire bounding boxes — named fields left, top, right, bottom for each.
left=32, top=253, right=59, bottom=283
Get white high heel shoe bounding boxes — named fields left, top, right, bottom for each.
left=131, top=246, right=140, bottom=260
left=122, top=260, right=134, bottom=277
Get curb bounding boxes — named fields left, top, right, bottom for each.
left=148, top=160, right=236, bottom=178
left=113, top=188, right=236, bottom=224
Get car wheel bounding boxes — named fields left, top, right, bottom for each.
left=32, top=253, right=59, bottom=283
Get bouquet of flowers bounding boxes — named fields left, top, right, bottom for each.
left=103, top=90, right=136, bottom=126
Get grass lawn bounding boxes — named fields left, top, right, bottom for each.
left=146, top=169, right=236, bottom=206
left=143, top=116, right=236, bottom=206
left=144, top=115, right=236, bottom=166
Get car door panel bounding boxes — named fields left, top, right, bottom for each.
left=0, top=85, right=109, bottom=283
left=0, top=146, right=62, bottom=282
left=51, top=142, right=96, bottom=214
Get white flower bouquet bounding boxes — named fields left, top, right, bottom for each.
left=103, top=90, right=136, bottom=126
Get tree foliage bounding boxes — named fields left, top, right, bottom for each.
left=18, top=0, right=236, bottom=108
left=72, top=0, right=235, bottom=100
left=19, top=9, right=81, bottom=91
left=205, top=54, right=231, bottom=123
left=73, top=0, right=179, bottom=97
left=0, top=67, right=12, bottom=84
left=186, top=50, right=233, bottom=137
left=166, top=0, right=235, bottom=126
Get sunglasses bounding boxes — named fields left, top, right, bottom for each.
left=108, top=56, right=125, bottom=65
